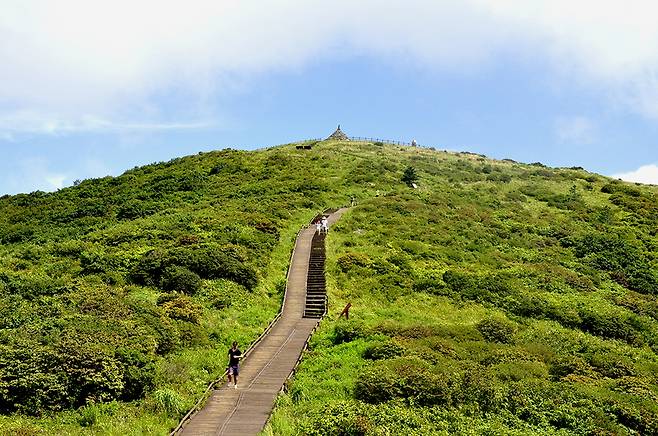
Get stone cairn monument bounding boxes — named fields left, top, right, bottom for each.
left=327, top=125, right=349, bottom=141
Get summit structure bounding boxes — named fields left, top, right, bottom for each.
left=326, top=125, right=349, bottom=141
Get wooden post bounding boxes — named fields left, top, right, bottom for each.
left=338, top=302, right=351, bottom=320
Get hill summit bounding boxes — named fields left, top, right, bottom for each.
left=0, top=139, right=657, bottom=435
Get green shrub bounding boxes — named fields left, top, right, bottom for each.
left=374, top=322, right=448, bottom=339
left=363, top=341, right=404, bottom=360
left=300, top=400, right=371, bottom=436
left=608, top=401, right=658, bottom=435
left=442, top=270, right=512, bottom=303
left=158, top=294, right=202, bottom=324
left=476, top=317, right=517, bottom=344
left=588, top=351, right=635, bottom=379
left=78, top=403, right=101, bottom=427
left=151, top=388, right=184, bottom=417
left=79, top=249, right=118, bottom=274
left=353, top=364, right=401, bottom=404
left=402, top=167, right=418, bottom=186
left=0, top=340, right=125, bottom=413
left=578, top=309, right=643, bottom=345
left=354, top=357, right=453, bottom=406
left=176, top=246, right=258, bottom=290
left=116, top=200, right=155, bottom=220
left=52, top=239, right=86, bottom=257
left=160, top=266, right=201, bottom=295
left=132, top=246, right=258, bottom=290
left=548, top=355, right=592, bottom=380
left=460, top=369, right=505, bottom=412
left=572, top=233, right=658, bottom=295
left=337, top=252, right=371, bottom=272
left=0, top=271, right=68, bottom=299
left=115, top=348, right=156, bottom=401
left=130, top=249, right=171, bottom=286
left=333, top=320, right=369, bottom=344
left=507, top=294, right=582, bottom=328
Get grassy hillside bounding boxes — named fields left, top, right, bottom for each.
left=0, top=140, right=657, bottom=435
left=264, top=143, right=658, bottom=435
left=0, top=143, right=358, bottom=434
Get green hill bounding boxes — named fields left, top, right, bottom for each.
left=1, top=140, right=657, bottom=435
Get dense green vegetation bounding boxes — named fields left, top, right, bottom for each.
left=0, top=143, right=361, bottom=434
left=265, top=143, right=658, bottom=435
left=1, top=139, right=657, bottom=434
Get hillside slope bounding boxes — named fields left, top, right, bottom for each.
left=0, top=142, right=354, bottom=434
left=0, top=140, right=656, bottom=434
left=263, top=142, right=658, bottom=435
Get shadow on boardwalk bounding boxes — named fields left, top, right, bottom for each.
left=176, top=208, right=347, bottom=436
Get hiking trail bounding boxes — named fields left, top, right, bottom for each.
left=175, top=208, right=347, bottom=435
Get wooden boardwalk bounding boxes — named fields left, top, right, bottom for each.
left=177, top=208, right=346, bottom=436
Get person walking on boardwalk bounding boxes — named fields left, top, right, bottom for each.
left=321, top=216, right=329, bottom=234
left=227, top=341, right=242, bottom=389
left=315, top=218, right=322, bottom=234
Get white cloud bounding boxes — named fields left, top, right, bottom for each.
left=0, top=110, right=212, bottom=135
left=555, top=116, right=596, bottom=144
left=3, top=0, right=658, bottom=133
left=612, top=164, right=658, bottom=185
left=45, top=174, right=67, bottom=190
left=4, top=157, right=70, bottom=193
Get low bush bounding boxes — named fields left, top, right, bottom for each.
left=115, top=348, right=156, bottom=401
left=442, top=270, right=512, bottom=303
left=374, top=322, right=439, bottom=339
left=0, top=341, right=124, bottom=413
left=299, top=400, right=372, bottom=436
left=572, top=233, right=658, bottom=295
left=476, top=317, right=517, bottom=344
left=132, top=245, right=258, bottom=290
left=158, top=293, right=202, bottom=324
left=363, top=341, right=404, bottom=360
left=151, top=388, right=185, bottom=417
left=333, top=320, right=369, bottom=344
left=459, top=369, right=505, bottom=412
left=548, top=355, right=593, bottom=380
left=160, top=266, right=202, bottom=295
left=116, top=200, right=155, bottom=220
left=337, top=252, right=372, bottom=272
left=354, top=357, right=453, bottom=406
left=578, top=309, right=644, bottom=345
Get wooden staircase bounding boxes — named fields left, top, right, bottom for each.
left=303, top=231, right=327, bottom=318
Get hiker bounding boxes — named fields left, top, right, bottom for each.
left=411, top=139, right=417, bottom=147
left=227, top=341, right=242, bottom=389
left=321, top=216, right=329, bottom=234
left=315, top=219, right=322, bottom=234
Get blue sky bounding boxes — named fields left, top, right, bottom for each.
left=1, top=1, right=657, bottom=195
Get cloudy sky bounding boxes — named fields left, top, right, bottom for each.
left=1, top=0, right=657, bottom=194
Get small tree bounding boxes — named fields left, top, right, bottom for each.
left=402, top=166, right=418, bottom=187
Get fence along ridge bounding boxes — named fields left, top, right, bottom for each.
left=293, top=137, right=422, bottom=147
left=347, top=136, right=419, bottom=147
